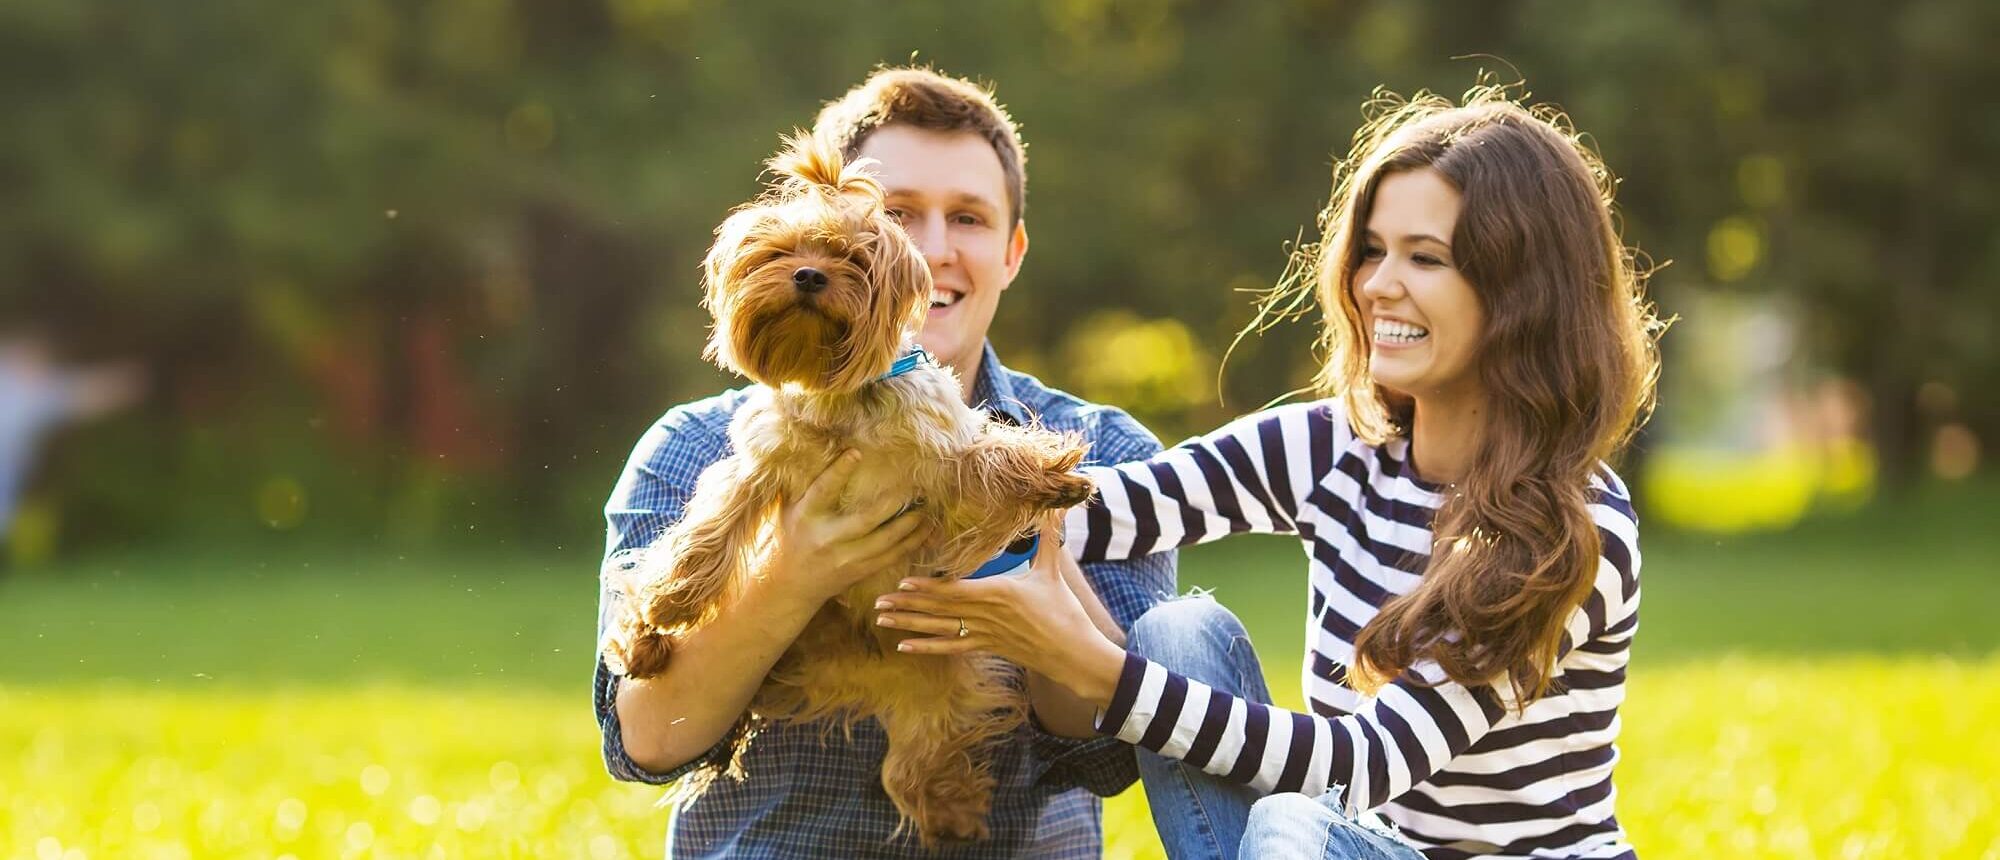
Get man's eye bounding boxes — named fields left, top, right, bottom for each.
left=885, top=208, right=910, bottom=222
left=952, top=213, right=983, bottom=226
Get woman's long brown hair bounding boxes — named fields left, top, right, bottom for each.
left=1258, top=85, right=1664, bottom=707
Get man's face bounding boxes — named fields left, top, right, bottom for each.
left=856, top=125, right=1028, bottom=374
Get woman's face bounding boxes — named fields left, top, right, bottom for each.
left=1350, top=167, right=1486, bottom=406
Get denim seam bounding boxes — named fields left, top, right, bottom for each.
left=1316, top=802, right=1339, bottom=858
left=1170, top=760, right=1226, bottom=860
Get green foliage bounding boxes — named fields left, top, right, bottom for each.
left=4, top=1, right=1996, bottom=544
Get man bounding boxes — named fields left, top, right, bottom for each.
left=0, top=328, right=142, bottom=561
left=593, top=67, right=1177, bottom=857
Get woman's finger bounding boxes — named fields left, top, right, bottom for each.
left=894, top=634, right=988, bottom=656
left=894, top=574, right=992, bottom=599
left=872, top=590, right=956, bottom=617
left=874, top=611, right=961, bottom=637
left=888, top=576, right=1010, bottom=613
left=1026, top=539, right=1063, bottom=582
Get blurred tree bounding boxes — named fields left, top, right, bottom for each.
left=0, top=0, right=1992, bottom=548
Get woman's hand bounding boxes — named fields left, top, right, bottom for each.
left=874, top=527, right=1127, bottom=708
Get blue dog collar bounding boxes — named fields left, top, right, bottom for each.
left=879, top=346, right=933, bottom=381
left=967, top=533, right=1038, bottom=580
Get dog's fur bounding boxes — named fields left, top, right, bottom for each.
left=601, top=134, right=1094, bottom=846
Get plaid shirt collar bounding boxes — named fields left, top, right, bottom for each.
left=968, top=341, right=1032, bottom=425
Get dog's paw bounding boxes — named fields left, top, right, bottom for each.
left=922, top=810, right=990, bottom=844
left=886, top=763, right=995, bottom=846
left=1044, top=469, right=1095, bottom=509
left=913, top=792, right=992, bottom=844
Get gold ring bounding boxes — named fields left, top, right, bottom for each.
left=957, top=618, right=969, bottom=638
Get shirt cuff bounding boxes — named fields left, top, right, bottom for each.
left=594, top=657, right=734, bottom=785
left=1092, top=651, right=1152, bottom=738
left=1027, top=706, right=1140, bottom=796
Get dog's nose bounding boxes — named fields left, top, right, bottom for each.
left=792, top=267, right=830, bottom=294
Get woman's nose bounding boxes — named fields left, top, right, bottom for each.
left=1357, top=265, right=1402, bottom=301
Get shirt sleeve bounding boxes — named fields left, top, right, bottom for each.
left=1065, top=401, right=1341, bottom=563
left=0, top=371, right=73, bottom=432
left=1092, top=495, right=1642, bottom=813
left=594, top=414, right=740, bottom=785
left=1025, top=704, right=1149, bottom=797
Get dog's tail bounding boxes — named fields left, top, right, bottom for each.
left=768, top=131, right=883, bottom=202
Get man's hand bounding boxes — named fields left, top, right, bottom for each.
left=763, top=450, right=932, bottom=607
left=615, top=449, right=930, bottom=775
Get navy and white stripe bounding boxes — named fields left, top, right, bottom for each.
left=1067, top=400, right=1642, bottom=860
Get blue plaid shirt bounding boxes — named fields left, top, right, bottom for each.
left=596, top=342, right=1177, bottom=858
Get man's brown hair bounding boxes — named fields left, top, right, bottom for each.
left=813, top=67, right=1028, bottom=227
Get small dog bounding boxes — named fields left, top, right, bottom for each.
left=602, top=133, right=1095, bottom=845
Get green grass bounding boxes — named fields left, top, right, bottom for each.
left=6, top=660, right=1995, bottom=859
left=2, top=686, right=669, bottom=860
left=3, top=481, right=1997, bottom=858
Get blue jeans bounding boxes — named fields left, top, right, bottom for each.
left=1125, top=596, right=1270, bottom=860
left=1240, top=793, right=1427, bottom=859
left=1126, top=597, right=1424, bottom=860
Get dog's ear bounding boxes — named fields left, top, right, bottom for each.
left=701, top=208, right=768, bottom=370
left=605, top=455, right=778, bottom=678
left=870, top=215, right=935, bottom=342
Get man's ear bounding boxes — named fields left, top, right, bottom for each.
left=1000, top=220, right=1029, bottom=290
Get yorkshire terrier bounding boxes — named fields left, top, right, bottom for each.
left=601, top=133, right=1095, bottom=845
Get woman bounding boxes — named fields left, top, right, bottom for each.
left=877, top=86, right=1662, bottom=859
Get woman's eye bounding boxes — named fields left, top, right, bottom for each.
left=1361, top=246, right=1386, bottom=260
left=1414, top=254, right=1443, bottom=267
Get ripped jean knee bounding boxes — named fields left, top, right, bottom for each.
left=1126, top=592, right=1270, bottom=703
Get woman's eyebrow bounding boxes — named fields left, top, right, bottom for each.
left=1363, top=229, right=1452, bottom=248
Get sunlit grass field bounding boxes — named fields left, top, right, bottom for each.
left=4, top=483, right=1997, bottom=858
left=6, top=659, right=1996, bottom=859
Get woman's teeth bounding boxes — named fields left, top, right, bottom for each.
left=930, top=289, right=962, bottom=309
left=1374, top=320, right=1428, bottom=343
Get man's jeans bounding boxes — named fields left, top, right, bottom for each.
left=1125, top=597, right=1423, bottom=860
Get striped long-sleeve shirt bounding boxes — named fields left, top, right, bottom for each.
left=1064, top=400, right=1641, bottom=860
